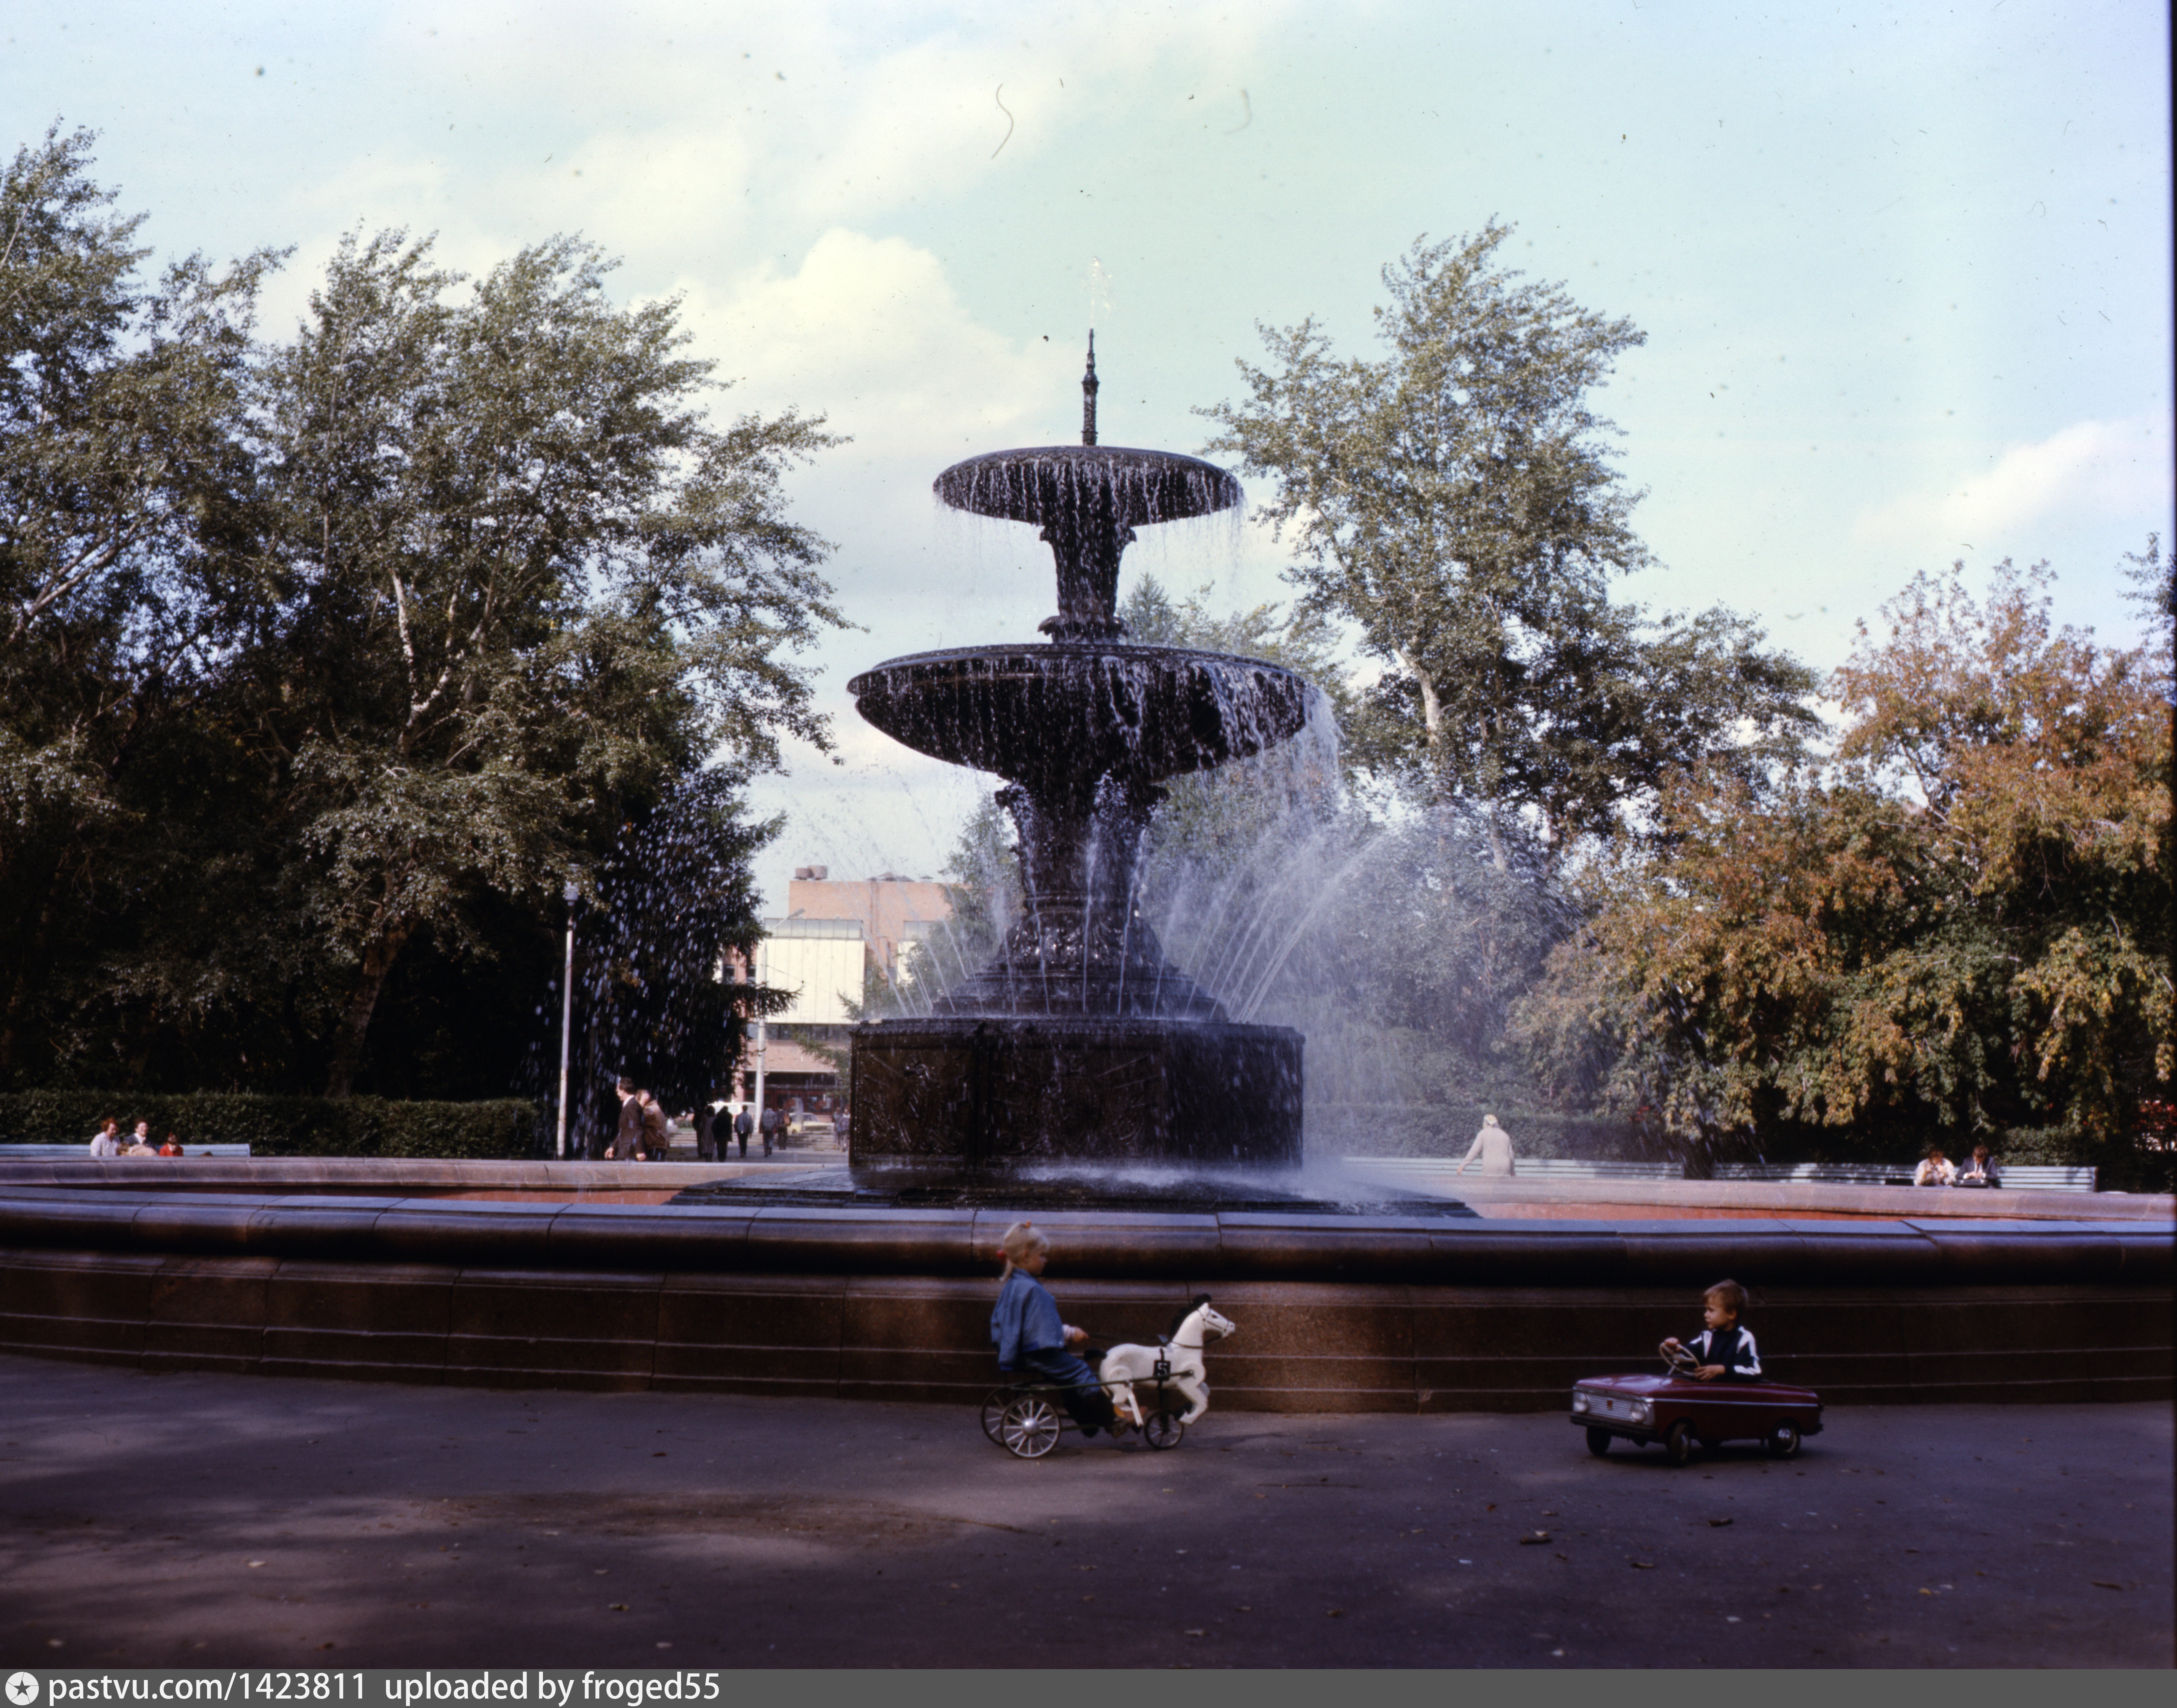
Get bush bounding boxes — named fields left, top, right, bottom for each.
left=0, top=1091, right=543, bottom=1159
left=1997, top=1126, right=2176, bottom=1195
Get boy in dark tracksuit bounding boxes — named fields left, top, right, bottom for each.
left=1663, top=1278, right=1762, bottom=1380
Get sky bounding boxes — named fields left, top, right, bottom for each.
left=10, top=0, right=2172, bottom=911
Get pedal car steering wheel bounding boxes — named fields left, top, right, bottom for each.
left=1660, top=1339, right=1703, bottom=1376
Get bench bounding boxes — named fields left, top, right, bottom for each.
left=0, top=1142, right=253, bottom=1159
left=1710, top=1162, right=2098, bottom=1192
left=1347, top=1157, right=1682, bottom=1181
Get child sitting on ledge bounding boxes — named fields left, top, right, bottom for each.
left=990, top=1221, right=1129, bottom=1440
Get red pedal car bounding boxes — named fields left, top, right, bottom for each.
left=1571, top=1342, right=1824, bottom=1465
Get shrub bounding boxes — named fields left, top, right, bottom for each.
left=0, top=1091, right=543, bottom=1159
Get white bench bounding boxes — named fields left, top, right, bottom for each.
left=1349, top=1156, right=1681, bottom=1181
left=0, top=1142, right=252, bottom=1158
left=1710, top=1161, right=2097, bottom=1192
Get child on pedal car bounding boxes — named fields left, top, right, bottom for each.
left=990, top=1221, right=1131, bottom=1440
left=1662, top=1278, right=1762, bottom=1381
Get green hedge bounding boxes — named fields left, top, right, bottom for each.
left=1994, top=1127, right=2177, bottom=1195
left=0, top=1091, right=543, bottom=1160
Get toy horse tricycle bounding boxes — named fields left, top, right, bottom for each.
left=981, top=1295, right=1236, bottom=1459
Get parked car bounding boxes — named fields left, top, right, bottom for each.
left=1571, top=1344, right=1824, bottom=1465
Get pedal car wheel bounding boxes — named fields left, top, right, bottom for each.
left=1663, top=1419, right=1698, bottom=1467
left=1585, top=1427, right=1613, bottom=1457
left=981, top=1385, right=1024, bottom=1445
left=1143, top=1411, right=1186, bottom=1451
left=1764, top=1419, right=1803, bottom=1459
left=1000, top=1395, right=1063, bottom=1459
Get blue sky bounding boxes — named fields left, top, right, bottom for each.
left=10, top=1, right=2171, bottom=905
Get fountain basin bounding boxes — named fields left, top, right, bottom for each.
left=0, top=1163, right=2166, bottom=1411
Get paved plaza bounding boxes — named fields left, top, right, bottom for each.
left=1, top=1354, right=2168, bottom=1669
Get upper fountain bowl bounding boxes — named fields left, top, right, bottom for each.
left=934, top=445, right=1242, bottom=530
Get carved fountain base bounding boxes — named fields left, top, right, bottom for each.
left=849, top=1015, right=1302, bottom=1170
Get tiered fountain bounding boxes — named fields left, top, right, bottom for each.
left=847, top=341, right=1311, bottom=1171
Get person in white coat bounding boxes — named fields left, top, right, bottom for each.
left=1455, top=1113, right=1515, bottom=1176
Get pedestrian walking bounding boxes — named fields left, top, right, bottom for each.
left=759, top=1103, right=781, bottom=1157
left=610, top=1078, right=647, bottom=1160
left=733, top=1103, right=755, bottom=1157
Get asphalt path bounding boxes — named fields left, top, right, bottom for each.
left=1, top=1355, right=2168, bottom=1669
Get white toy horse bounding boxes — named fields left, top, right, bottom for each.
left=1099, top=1294, right=1237, bottom=1427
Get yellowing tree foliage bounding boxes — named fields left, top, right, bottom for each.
left=1515, top=554, right=2172, bottom=1157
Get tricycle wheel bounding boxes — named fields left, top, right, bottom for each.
left=981, top=1385, right=1025, bottom=1445
left=1663, top=1419, right=1698, bottom=1467
left=1764, top=1419, right=1803, bottom=1459
left=1000, top=1395, right=1063, bottom=1459
left=1143, top=1411, right=1186, bottom=1451
left=1585, top=1427, right=1613, bottom=1457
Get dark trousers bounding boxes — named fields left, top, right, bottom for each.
left=1020, top=1348, right=1117, bottom=1433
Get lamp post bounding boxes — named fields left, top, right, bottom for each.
left=749, top=936, right=770, bottom=1146
left=555, top=880, right=579, bottom=1160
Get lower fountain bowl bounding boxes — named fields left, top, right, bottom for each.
left=849, top=1015, right=1302, bottom=1170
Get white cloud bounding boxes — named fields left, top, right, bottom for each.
left=667, top=228, right=1077, bottom=455
left=1852, top=414, right=2175, bottom=552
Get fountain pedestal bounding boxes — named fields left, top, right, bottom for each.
left=851, top=1015, right=1302, bottom=1169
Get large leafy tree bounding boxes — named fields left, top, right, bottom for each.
left=244, top=230, right=848, bottom=1093
left=1515, top=553, right=2172, bottom=1159
left=0, top=126, right=277, bottom=1081
left=1199, top=224, right=1814, bottom=863
left=0, top=130, right=847, bottom=1099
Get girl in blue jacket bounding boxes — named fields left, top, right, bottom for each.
left=990, top=1221, right=1127, bottom=1438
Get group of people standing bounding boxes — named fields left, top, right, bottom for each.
left=598, top=1079, right=818, bottom=1161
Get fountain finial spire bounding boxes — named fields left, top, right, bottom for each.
left=1080, top=331, right=1098, bottom=446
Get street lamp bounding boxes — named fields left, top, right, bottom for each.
left=556, top=879, right=579, bottom=1160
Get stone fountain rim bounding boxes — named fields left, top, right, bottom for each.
left=934, top=442, right=1243, bottom=505
left=848, top=640, right=1317, bottom=689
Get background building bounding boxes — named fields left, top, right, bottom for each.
left=786, top=865, right=953, bottom=993
left=721, top=872, right=955, bottom=1130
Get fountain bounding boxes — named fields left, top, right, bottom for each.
left=846, top=340, right=1312, bottom=1171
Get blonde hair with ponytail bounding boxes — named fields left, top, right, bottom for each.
left=998, top=1219, right=1049, bottom=1279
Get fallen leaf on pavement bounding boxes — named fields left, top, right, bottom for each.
left=1629, top=1561, right=1656, bottom=1570
left=1707, top=1518, right=1733, bottom=1528
left=1520, top=1531, right=1551, bottom=1545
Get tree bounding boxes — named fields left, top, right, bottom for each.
left=565, top=768, right=783, bottom=1148
left=1515, top=553, right=2172, bottom=1159
left=0, top=125, right=278, bottom=1083
left=0, top=130, right=851, bottom=1099
left=1199, top=224, right=1815, bottom=863
left=243, top=231, right=848, bottom=1093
